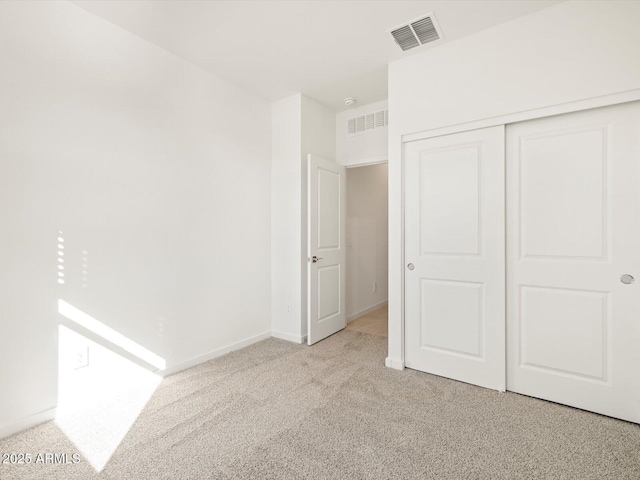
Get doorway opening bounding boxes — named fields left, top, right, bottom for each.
left=344, top=162, right=389, bottom=338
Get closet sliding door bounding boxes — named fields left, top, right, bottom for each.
left=404, top=126, right=505, bottom=391
left=404, top=101, right=640, bottom=423
left=506, top=102, right=640, bottom=423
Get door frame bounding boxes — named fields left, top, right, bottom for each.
left=303, top=154, right=389, bottom=345
left=391, top=88, right=640, bottom=371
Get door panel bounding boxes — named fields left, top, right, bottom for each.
left=419, top=279, right=483, bottom=357
left=507, top=102, right=640, bottom=423
left=419, top=146, right=481, bottom=255
left=308, top=155, right=346, bottom=345
left=318, top=265, right=340, bottom=321
left=518, top=127, right=607, bottom=260
left=317, top=168, right=341, bottom=249
left=405, top=126, right=505, bottom=391
left=518, top=286, right=608, bottom=381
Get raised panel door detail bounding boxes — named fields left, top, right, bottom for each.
left=317, top=265, right=340, bottom=322
left=420, top=278, right=483, bottom=358
left=519, top=286, right=609, bottom=382
left=405, top=125, right=504, bottom=391
left=308, top=155, right=346, bottom=345
left=507, top=102, right=640, bottom=423
left=519, top=127, right=608, bottom=260
left=317, top=168, right=340, bottom=250
left=419, top=145, right=481, bottom=256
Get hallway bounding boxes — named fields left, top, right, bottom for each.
left=346, top=304, right=388, bottom=337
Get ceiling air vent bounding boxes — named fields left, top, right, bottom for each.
left=390, top=13, right=443, bottom=51
left=391, top=25, right=420, bottom=52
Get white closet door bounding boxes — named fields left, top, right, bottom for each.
left=506, top=102, right=640, bottom=423
left=405, top=126, right=505, bottom=391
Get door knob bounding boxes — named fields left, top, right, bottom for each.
left=407, top=263, right=415, bottom=270
left=311, top=256, right=323, bottom=263
left=621, top=274, right=635, bottom=284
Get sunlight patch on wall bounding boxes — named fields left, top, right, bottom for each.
left=57, top=231, right=65, bottom=284
left=56, top=300, right=166, bottom=471
left=58, top=299, right=166, bottom=370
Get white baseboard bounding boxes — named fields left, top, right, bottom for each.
left=385, top=357, right=404, bottom=370
left=347, top=300, right=388, bottom=323
left=0, top=407, right=57, bottom=440
left=159, top=331, right=272, bottom=377
left=271, top=330, right=306, bottom=344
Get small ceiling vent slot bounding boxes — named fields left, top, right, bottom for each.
left=365, top=113, right=375, bottom=130
left=347, top=110, right=388, bottom=136
left=411, top=16, right=438, bottom=45
left=391, top=25, right=420, bottom=52
left=347, top=118, right=357, bottom=135
left=390, top=13, right=443, bottom=51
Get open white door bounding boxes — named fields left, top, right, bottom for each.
left=404, top=126, right=505, bottom=391
left=307, top=154, right=346, bottom=345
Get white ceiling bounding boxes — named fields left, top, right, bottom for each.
left=70, top=0, right=561, bottom=111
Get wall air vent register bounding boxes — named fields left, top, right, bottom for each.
left=347, top=110, right=388, bottom=136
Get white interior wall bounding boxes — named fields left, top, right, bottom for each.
left=271, top=94, right=335, bottom=342
left=302, top=97, right=337, bottom=168
left=336, top=100, right=388, bottom=167
left=346, top=164, right=388, bottom=321
left=387, top=0, right=640, bottom=367
left=301, top=96, right=336, bottom=338
left=271, top=94, right=303, bottom=342
left=0, top=0, right=272, bottom=437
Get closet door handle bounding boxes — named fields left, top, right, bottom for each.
left=621, top=274, right=634, bottom=284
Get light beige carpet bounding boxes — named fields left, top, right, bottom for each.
left=2, top=330, right=640, bottom=479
